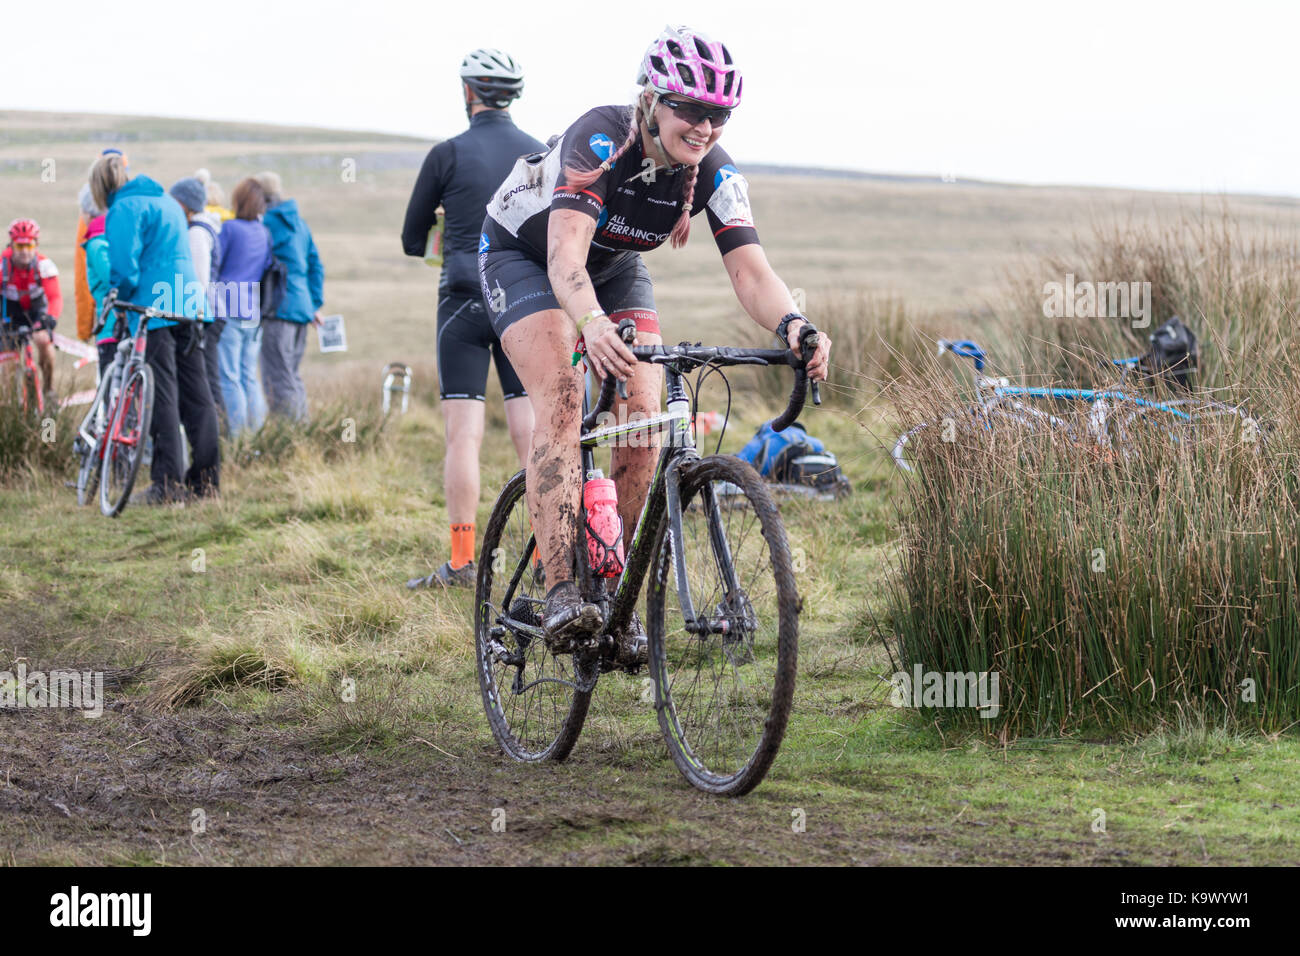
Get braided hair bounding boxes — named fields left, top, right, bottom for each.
left=562, top=104, right=644, bottom=192
left=668, top=164, right=697, bottom=249
left=562, top=98, right=700, bottom=249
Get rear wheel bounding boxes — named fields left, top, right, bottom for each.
left=100, top=366, right=153, bottom=517
left=646, top=455, right=799, bottom=796
left=476, top=469, right=593, bottom=762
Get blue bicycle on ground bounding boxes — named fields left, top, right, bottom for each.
left=892, top=331, right=1265, bottom=473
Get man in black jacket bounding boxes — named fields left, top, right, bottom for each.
left=402, top=48, right=541, bottom=588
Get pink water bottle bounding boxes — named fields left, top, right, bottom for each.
left=583, top=471, right=625, bottom=577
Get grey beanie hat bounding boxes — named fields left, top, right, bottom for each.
left=78, top=183, right=103, bottom=220
left=169, top=176, right=207, bottom=214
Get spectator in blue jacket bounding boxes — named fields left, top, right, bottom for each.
left=255, top=171, right=324, bottom=421
left=91, top=154, right=220, bottom=503
left=78, top=186, right=116, bottom=369
left=215, top=178, right=273, bottom=435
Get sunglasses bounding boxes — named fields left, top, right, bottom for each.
left=660, top=97, right=732, bottom=128
left=11, top=242, right=35, bottom=251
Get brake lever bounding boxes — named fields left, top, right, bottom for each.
left=799, top=327, right=822, bottom=407
left=615, top=318, right=637, bottom=400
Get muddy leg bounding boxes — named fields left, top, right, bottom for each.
left=500, top=310, right=584, bottom=585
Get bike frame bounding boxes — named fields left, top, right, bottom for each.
left=0, top=330, right=44, bottom=414
left=493, top=343, right=800, bottom=651
left=581, top=360, right=739, bottom=643
left=941, top=340, right=1217, bottom=443
left=490, top=365, right=706, bottom=648
left=77, top=316, right=148, bottom=456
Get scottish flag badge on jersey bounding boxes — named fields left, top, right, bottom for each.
left=589, top=133, right=616, bottom=161
left=714, top=164, right=741, bottom=189
left=479, top=232, right=490, bottom=254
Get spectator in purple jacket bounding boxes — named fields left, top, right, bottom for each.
left=214, top=178, right=273, bottom=434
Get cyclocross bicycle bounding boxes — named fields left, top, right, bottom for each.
left=73, top=293, right=200, bottom=516
left=477, top=320, right=821, bottom=796
left=892, top=338, right=1265, bottom=472
left=0, top=321, right=46, bottom=415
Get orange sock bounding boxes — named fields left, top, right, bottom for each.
left=451, top=523, right=475, bottom=569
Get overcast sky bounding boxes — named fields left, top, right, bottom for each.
left=10, top=0, right=1298, bottom=197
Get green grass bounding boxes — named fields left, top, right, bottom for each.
left=2, top=374, right=1297, bottom=865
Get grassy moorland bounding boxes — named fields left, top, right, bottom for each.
left=0, top=111, right=1297, bottom=865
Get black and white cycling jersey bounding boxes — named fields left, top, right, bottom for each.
left=483, top=105, right=760, bottom=271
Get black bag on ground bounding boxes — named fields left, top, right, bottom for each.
left=1141, top=316, right=1198, bottom=390
left=777, top=450, right=852, bottom=497
left=736, top=421, right=852, bottom=498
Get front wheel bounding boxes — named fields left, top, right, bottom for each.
left=476, top=469, right=593, bottom=762
left=75, top=432, right=103, bottom=506
left=100, top=366, right=153, bottom=517
left=646, top=455, right=799, bottom=796
left=19, top=351, right=42, bottom=414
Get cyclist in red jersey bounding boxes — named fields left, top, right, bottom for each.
left=478, top=26, right=831, bottom=651
left=1, top=218, right=62, bottom=402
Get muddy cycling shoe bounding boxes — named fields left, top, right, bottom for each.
left=613, top=610, right=648, bottom=668
left=542, top=581, right=603, bottom=651
left=407, top=560, right=475, bottom=590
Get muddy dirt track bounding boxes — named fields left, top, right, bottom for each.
left=2, top=697, right=1146, bottom=867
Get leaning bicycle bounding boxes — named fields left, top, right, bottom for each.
left=892, top=337, right=1265, bottom=472
left=477, top=321, right=821, bottom=796
left=73, top=293, right=200, bottom=516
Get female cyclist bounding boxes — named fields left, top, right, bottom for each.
left=479, top=25, right=832, bottom=650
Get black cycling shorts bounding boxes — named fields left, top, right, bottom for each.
left=478, top=230, right=658, bottom=340
left=437, top=290, right=526, bottom=402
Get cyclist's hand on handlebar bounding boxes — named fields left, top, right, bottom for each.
left=584, top=316, right=637, bottom=381
left=785, top=319, right=831, bottom=382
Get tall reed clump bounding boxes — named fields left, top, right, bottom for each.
left=991, top=207, right=1300, bottom=391
left=731, top=287, right=937, bottom=412
left=884, top=212, right=1300, bottom=737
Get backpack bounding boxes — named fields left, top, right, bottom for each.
left=1141, top=316, right=1197, bottom=390
left=259, top=225, right=289, bottom=319
left=1, top=253, right=50, bottom=327
left=736, top=422, right=851, bottom=497
left=188, top=218, right=224, bottom=279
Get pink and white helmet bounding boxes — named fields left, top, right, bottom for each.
left=638, top=25, right=742, bottom=108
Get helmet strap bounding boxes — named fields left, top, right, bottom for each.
left=641, top=91, right=686, bottom=175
